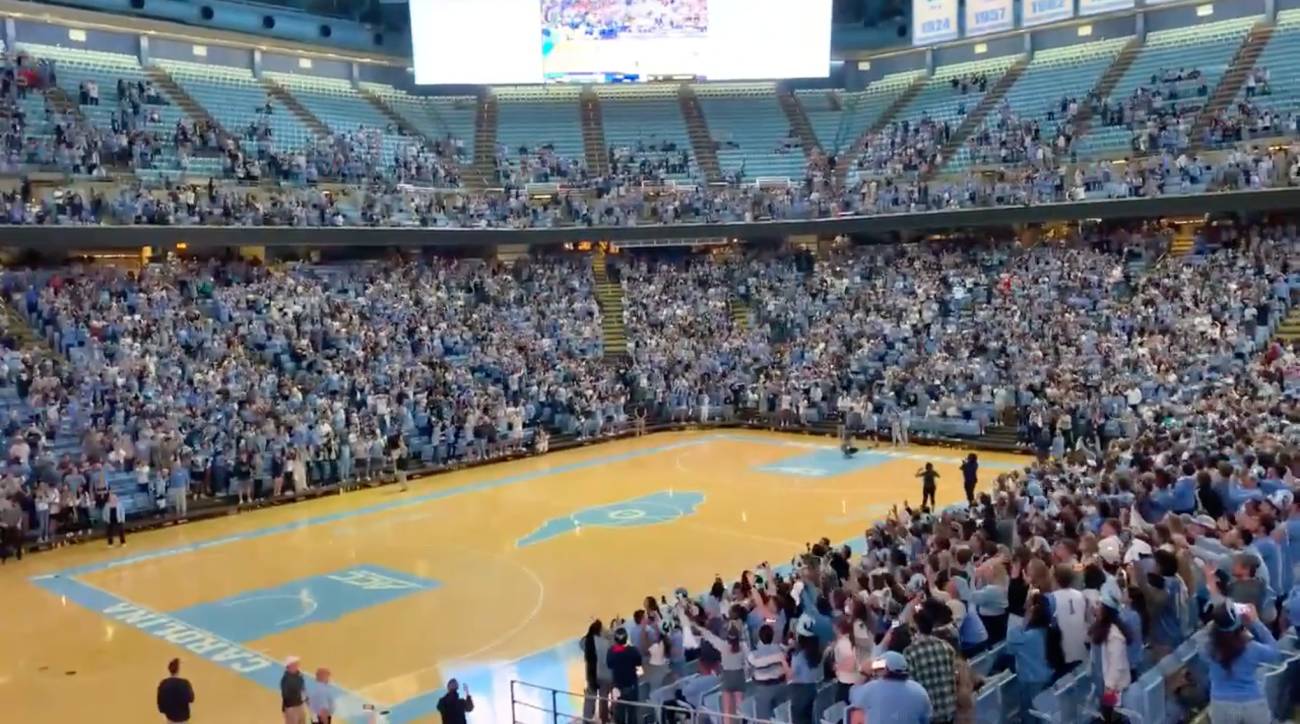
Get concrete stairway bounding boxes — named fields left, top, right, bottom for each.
left=777, top=86, right=820, bottom=159
left=358, top=86, right=425, bottom=141
left=1274, top=306, right=1300, bottom=344
left=729, top=298, right=750, bottom=331
left=678, top=85, right=723, bottom=182
left=926, top=56, right=1030, bottom=179
left=1190, top=21, right=1275, bottom=151
left=472, top=90, right=499, bottom=188
left=1168, top=226, right=1197, bottom=258
left=591, top=254, right=627, bottom=358
left=979, top=424, right=1021, bottom=452
left=260, top=78, right=330, bottom=137
left=0, top=300, right=59, bottom=365
left=580, top=87, right=610, bottom=176
left=835, top=74, right=928, bottom=187
left=146, top=65, right=233, bottom=145
left=1069, top=37, right=1143, bottom=143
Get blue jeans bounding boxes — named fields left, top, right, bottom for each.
left=1016, top=679, right=1049, bottom=723
left=36, top=509, right=49, bottom=541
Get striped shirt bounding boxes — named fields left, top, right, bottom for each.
left=748, top=643, right=785, bottom=682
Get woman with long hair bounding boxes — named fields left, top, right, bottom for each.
left=1088, top=588, right=1133, bottom=700
left=831, top=615, right=862, bottom=703
left=1202, top=603, right=1281, bottom=724
left=580, top=619, right=612, bottom=723
left=1007, top=593, right=1058, bottom=723
left=788, top=617, right=823, bottom=724
left=692, top=620, right=748, bottom=719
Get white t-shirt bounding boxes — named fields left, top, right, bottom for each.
left=834, top=636, right=863, bottom=685
left=1051, top=588, right=1088, bottom=664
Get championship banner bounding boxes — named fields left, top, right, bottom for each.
left=1022, top=0, right=1074, bottom=27
left=913, top=0, right=959, bottom=45
left=1079, top=0, right=1135, bottom=16
left=966, top=0, right=1014, bottom=37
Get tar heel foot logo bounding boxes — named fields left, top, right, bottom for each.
left=101, top=601, right=274, bottom=673
left=517, top=490, right=706, bottom=547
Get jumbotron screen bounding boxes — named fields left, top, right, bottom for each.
left=409, top=0, right=833, bottom=84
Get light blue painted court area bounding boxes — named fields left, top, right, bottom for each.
left=755, top=448, right=897, bottom=477
left=167, top=565, right=440, bottom=643
left=517, top=490, right=706, bottom=547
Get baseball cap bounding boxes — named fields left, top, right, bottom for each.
left=1098, top=536, right=1123, bottom=565
left=1124, top=539, right=1153, bottom=564
left=1192, top=514, right=1218, bottom=530
left=880, top=651, right=909, bottom=674
left=284, top=655, right=301, bottom=667
left=1269, top=490, right=1294, bottom=510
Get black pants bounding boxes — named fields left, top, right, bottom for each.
left=922, top=485, right=936, bottom=509
left=964, top=480, right=977, bottom=505
left=106, top=511, right=125, bottom=544
left=613, top=685, right=639, bottom=724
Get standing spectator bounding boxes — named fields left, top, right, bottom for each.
left=904, top=602, right=957, bottom=724
left=156, top=658, right=194, bottom=724
left=788, top=618, right=823, bottom=724
left=917, top=463, right=940, bottom=510
left=960, top=454, right=979, bottom=506
left=306, top=667, right=335, bottom=724
left=847, top=652, right=932, bottom=724
left=436, top=679, right=474, bottom=724
left=1089, top=587, right=1134, bottom=700
left=747, top=623, right=789, bottom=719
left=0, top=496, right=24, bottom=561
left=1203, top=604, right=1281, bottom=724
left=280, top=656, right=307, bottom=724
left=580, top=620, right=612, bottom=724
left=832, top=616, right=863, bottom=702
left=1008, top=593, right=1058, bottom=722
left=606, top=627, right=643, bottom=724
left=1050, top=564, right=1089, bottom=667
left=168, top=465, right=189, bottom=518
left=104, top=489, right=125, bottom=547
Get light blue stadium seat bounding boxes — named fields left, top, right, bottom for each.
left=1073, top=16, right=1261, bottom=160
left=493, top=86, right=585, bottom=178
left=155, top=58, right=316, bottom=155
left=599, top=85, right=697, bottom=181
left=696, top=83, right=807, bottom=180
left=975, top=670, right=1015, bottom=724
left=359, top=82, right=475, bottom=155
left=820, top=701, right=846, bottom=724
left=947, top=37, right=1131, bottom=171
left=16, top=43, right=223, bottom=178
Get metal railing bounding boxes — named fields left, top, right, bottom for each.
left=508, top=680, right=789, bottom=724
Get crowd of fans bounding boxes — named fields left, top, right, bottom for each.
left=580, top=224, right=1300, bottom=724
left=0, top=213, right=1298, bottom=724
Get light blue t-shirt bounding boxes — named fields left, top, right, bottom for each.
left=1202, top=620, right=1282, bottom=702
left=848, top=677, right=932, bottom=724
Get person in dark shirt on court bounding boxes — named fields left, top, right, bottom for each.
left=606, top=627, right=643, bottom=724
left=960, top=453, right=979, bottom=506
left=917, top=462, right=940, bottom=510
left=436, top=678, right=475, bottom=724
left=281, top=656, right=307, bottom=724
left=156, top=658, right=195, bottom=723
